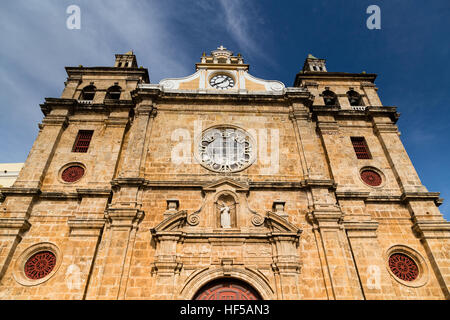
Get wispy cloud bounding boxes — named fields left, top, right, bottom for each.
left=0, top=0, right=193, bottom=162
left=217, top=0, right=273, bottom=64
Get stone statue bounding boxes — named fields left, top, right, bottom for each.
left=219, top=202, right=231, bottom=228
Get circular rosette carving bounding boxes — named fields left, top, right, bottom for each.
left=360, top=169, right=382, bottom=186
left=160, top=80, right=175, bottom=90
left=61, top=165, right=85, bottom=183
left=187, top=213, right=200, bottom=226
left=251, top=214, right=264, bottom=226
left=389, top=253, right=419, bottom=282
left=24, top=251, right=56, bottom=280
left=196, top=126, right=256, bottom=173
left=270, top=82, right=284, bottom=91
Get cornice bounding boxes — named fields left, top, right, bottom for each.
left=133, top=85, right=313, bottom=105
left=65, top=66, right=150, bottom=83
left=412, top=220, right=450, bottom=239
left=335, top=190, right=442, bottom=206
left=294, top=72, right=377, bottom=87
left=310, top=105, right=400, bottom=123
left=110, top=178, right=336, bottom=191
left=0, top=187, right=41, bottom=196
left=40, top=98, right=135, bottom=116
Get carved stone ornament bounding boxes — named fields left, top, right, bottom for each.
left=197, top=127, right=255, bottom=173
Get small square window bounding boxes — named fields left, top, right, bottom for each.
left=72, top=130, right=93, bottom=153
left=351, top=137, right=372, bottom=159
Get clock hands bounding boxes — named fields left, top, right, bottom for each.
left=211, top=75, right=234, bottom=89
left=214, top=78, right=228, bottom=86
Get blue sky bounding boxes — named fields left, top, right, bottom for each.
left=0, top=0, right=449, bottom=219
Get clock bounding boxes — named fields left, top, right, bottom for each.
left=210, top=74, right=235, bottom=90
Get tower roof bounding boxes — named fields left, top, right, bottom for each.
left=302, top=54, right=327, bottom=72
left=196, top=45, right=249, bottom=71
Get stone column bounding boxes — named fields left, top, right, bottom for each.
left=66, top=216, right=105, bottom=299
left=311, top=117, right=365, bottom=299
left=86, top=100, right=156, bottom=299
left=150, top=233, right=183, bottom=300
left=270, top=234, right=302, bottom=299
left=344, top=220, right=397, bottom=299
left=85, top=207, right=144, bottom=299
left=360, top=82, right=382, bottom=106
left=310, top=204, right=364, bottom=300
left=0, top=100, right=71, bottom=281
left=409, top=197, right=450, bottom=299
left=289, top=105, right=331, bottom=180
left=372, top=118, right=426, bottom=193
left=118, top=104, right=156, bottom=178
left=14, top=101, right=71, bottom=189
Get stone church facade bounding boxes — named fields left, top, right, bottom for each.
left=0, top=47, right=448, bottom=300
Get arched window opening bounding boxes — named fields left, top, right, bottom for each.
left=322, top=90, right=338, bottom=106
left=106, top=85, right=122, bottom=100
left=80, top=85, right=96, bottom=101
left=347, top=90, right=364, bottom=106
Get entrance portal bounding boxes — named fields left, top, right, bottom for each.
left=194, top=279, right=261, bottom=300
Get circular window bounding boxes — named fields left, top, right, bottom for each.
left=13, top=243, right=62, bottom=286
left=61, top=165, right=85, bottom=183
left=360, top=169, right=382, bottom=186
left=197, top=126, right=255, bottom=173
left=388, top=253, right=419, bottom=282
left=24, top=251, right=57, bottom=280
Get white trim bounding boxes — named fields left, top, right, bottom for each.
left=159, top=71, right=201, bottom=90
left=244, top=72, right=285, bottom=92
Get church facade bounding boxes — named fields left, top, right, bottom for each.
left=0, top=47, right=449, bottom=300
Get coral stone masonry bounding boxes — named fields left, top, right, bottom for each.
left=0, top=47, right=449, bottom=300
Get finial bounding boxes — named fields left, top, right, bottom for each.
left=202, top=52, right=206, bottom=56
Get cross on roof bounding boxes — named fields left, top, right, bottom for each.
left=217, top=45, right=226, bottom=50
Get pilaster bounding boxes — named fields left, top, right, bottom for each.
left=373, top=118, right=426, bottom=193
left=309, top=202, right=364, bottom=300
left=411, top=205, right=450, bottom=299
left=85, top=206, right=144, bottom=299
left=118, top=104, right=157, bottom=178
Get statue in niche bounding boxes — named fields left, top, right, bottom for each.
left=219, top=202, right=231, bottom=228
left=216, top=194, right=236, bottom=228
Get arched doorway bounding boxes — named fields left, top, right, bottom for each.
left=194, top=278, right=262, bottom=300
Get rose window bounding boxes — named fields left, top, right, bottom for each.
left=24, top=251, right=57, bottom=280
left=61, top=165, right=85, bottom=183
left=360, top=169, right=382, bottom=186
left=198, top=127, right=255, bottom=172
left=388, top=253, right=419, bottom=282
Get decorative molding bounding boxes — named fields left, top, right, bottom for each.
left=343, top=221, right=379, bottom=238
left=105, top=207, right=144, bottom=229
left=0, top=187, right=40, bottom=196
left=412, top=221, right=450, bottom=239
left=67, top=218, right=105, bottom=237
left=0, top=218, right=31, bottom=238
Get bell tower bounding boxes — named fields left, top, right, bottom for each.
left=302, top=54, right=327, bottom=72
left=114, top=50, right=138, bottom=68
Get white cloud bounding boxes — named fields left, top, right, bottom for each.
left=0, top=0, right=194, bottom=161
left=217, top=0, right=271, bottom=62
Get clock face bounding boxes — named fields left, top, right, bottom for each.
left=210, top=74, right=235, bottom=90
